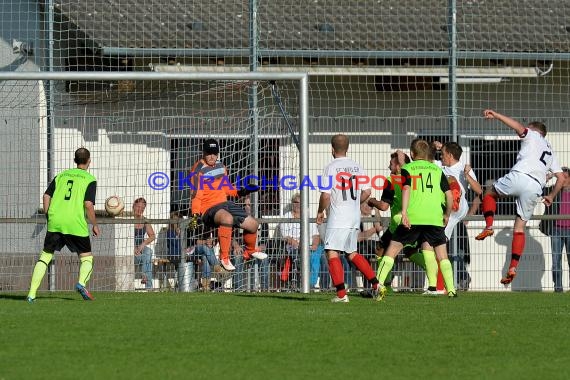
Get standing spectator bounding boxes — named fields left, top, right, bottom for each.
left=375, top=139, right=457, bottom=300
left=541, top=167, right=570, bottom=292
left=279, top=193, right=323, bottom=289
left=133, top=197, right=155, bottom=290
left=316, top=134, right=380, bottom=303
left=475, top=110, right=566, bottom=285
left=189, top=139, right=266, bottom=271
left=27, top=147, right=99, bottom=302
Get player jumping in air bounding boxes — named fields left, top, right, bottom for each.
left=475, top=110, right=566, bottom=285
left=189, top=139, right=266, bottom=271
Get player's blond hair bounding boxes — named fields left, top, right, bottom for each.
left=410, top=138, right=432, bottom=160
left=331, top=134, right=349, bottom=154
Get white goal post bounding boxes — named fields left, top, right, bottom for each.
left=0, top=71, right=313, bottom=294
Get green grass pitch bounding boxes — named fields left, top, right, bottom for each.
left=1, top=291, right=570, bottom=379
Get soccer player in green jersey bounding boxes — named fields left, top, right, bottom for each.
left=376, top=139, right=457, bottom=300
left=367, top=150, right=439, bottom=294
left=27, top=148, right=99, bottom=302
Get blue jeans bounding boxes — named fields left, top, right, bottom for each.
left=134, top=246, right=153, bottom=289
left=550, top=227, right=570, bottom=292
left=309, top=245, right=324, bottom=287
left=233, top=255, right=269, bottom=291
left=194, top=244, right=218, bottom=279
left=320, top=253, right=331, bottom=289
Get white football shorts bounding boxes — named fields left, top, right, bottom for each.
left=493, top=171, right=542, bottom=221
left=324, top=227, right=359, bottom=254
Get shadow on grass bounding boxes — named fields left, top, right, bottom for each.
left=232, top=292, right=314, bottom=301
left=0, top=294, right=77, bottom=301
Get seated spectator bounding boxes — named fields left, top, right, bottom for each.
left=192, top=225, right=221, bottom=292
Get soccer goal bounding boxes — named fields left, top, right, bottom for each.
left=0, top=71, right=316, bottom=294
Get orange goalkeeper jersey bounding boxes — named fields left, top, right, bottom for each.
left=190, top=158, right=238, bottom=215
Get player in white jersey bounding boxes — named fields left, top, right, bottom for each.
left=434, top=141, right=482, bottom=239
left=434, top=141, right=482, bottom=292
left=475, top=109, right=566, bottom=285
left=316, top=134, right=380, bottom=302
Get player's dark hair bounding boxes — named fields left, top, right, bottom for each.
left=74, top=147, right=90, bottom=165
left=390, top=152, right=411, bottom=164
left=529, top=121, right=547, bottom=137
left=443, top=141, right=463, bottom=160
left=331, top=134, right=349, bottom=153
left=133, top=197, right=147, bottom=205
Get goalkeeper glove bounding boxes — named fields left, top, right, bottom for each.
left=190, top=213, right=201, bottom=230
left=237, top=184, right=259, bottom=197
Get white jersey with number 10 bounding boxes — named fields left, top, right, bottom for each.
left=321, top=157, right=370, bottom=229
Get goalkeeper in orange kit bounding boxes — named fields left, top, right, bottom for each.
left=188, top=139, right=267, bottom=271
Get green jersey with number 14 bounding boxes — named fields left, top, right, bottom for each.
left=401, top=159, right=448, bottom=226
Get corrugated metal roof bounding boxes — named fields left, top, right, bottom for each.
left=53, top=0, right=570, bottom=53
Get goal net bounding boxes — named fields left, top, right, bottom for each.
left=0, top=75, right=304, bottom=292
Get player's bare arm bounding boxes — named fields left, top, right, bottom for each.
left=360, top=188, right=371, bottom=204
left=145, top=224, right=156, bottom=244
left=367, top=197, right=390, bottom=211
left=464, top=166, right=483, bottom=195
left=42, top=193, right=51, bottom=215
left=316, top=192, right=330, bottom=224
left=310, top=234, right=320, bottom=251
left=544, top=172, right=566, bottom=206
left=483, top=109, right=526, bottom=136
left=401, top=185, right=411, bottom=229
left=84, top=200, right=100, bottom=236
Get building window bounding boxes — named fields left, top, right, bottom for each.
left=470, top=139, right=519, bottom=216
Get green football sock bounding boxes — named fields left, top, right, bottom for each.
left=27, top=251, right=53, bottom=299
left=78, top=256, right=94, bottom=287
left=439, top=258, right=456, bottom=293
left=408, top=251, right=426, bottom=271
left=376, top=256, right=395, bottom=285
left=422, top=249, right=438, bottom=288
